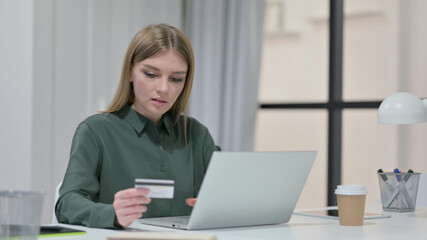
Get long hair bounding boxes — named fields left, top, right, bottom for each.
left=104, top=24, right=194, bottom=126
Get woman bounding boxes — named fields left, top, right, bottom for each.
left=55, top=24, right=220, bottom=228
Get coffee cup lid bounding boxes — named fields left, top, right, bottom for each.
left=335, top=185, right=367, bottom=195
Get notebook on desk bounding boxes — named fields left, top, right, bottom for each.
left=138, top=151, right=317, bottom=230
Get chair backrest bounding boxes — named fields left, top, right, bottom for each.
left=52, top=181, right=62, bottom=224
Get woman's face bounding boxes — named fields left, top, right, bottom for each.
left=130, top=50, right=187, bottom=124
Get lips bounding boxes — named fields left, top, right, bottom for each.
left=152, top=98, right=168, bottom=105
left=152, top=98, right=167, bottom=103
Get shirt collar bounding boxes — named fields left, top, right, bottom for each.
left=160, top=113, right=173, bottom=135
left=120, top=105, right=172, bottom=135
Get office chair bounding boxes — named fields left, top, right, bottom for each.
left=52, top=181, right=62, bottom=224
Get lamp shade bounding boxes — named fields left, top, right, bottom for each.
left=378, top=92, right=427, bottom=124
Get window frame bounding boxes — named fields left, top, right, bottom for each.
left=258, top=0, right=382, bottom=206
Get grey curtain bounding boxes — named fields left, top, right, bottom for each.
left=185, top=0, right=265, bottom=151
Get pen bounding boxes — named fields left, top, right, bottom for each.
left=385, top=186, right=400, bottom=208
left=394, top=168, right=401, bottom=181
left=403, top=169, right=414, bottom=182
left=394, top=168, right=413, bottom=209
left=401, top=169, right=414, bottom=209
left=395, top=168, right=404, bottom=209
left=378, top=169, right=395, bottom=193
left=379, top=169, right=399, bottom=208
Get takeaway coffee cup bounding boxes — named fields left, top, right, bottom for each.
left=335, top=185, right=367, bottom=226
left=0, top=191, right=44, bottom=240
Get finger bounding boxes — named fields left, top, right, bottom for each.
left=114, top=195, right=151, bottom=209
left=117, top=212, right=143, bottom=227
left=185, top=198, right=197, bottom=207
left=113, top=189, right=151, bottom=227
left=115, top=204, right=147, bottom=227
left=115, top=188, right=150, bottom=199
left=115, top=204, right=148, bottom=216
left=113, top=198, right=151, bottom=216
left=113, top=188, right=151, bottom=210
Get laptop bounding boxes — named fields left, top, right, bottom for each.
left=138, top=151, right=316, bottom=230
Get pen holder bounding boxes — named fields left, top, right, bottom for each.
left=378, top=172, right=421, bottom=212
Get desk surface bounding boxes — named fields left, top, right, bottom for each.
left=42, top=205, right=427, bottom=240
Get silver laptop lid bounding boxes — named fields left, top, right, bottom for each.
left=187, top=151, right=316, bottom=230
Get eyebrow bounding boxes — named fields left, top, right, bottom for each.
left=142, top=64, right=187, bottom=75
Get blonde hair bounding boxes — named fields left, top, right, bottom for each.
left=105, top=24, right=195, bottom=126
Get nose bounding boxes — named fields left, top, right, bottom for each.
left=157, top=77, right=169, bottom=93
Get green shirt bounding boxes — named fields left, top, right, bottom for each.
left=55, top=105, right=219, bottom=228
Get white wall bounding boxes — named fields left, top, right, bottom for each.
left=0, top=0, right=34, bottom=190
left=1, top=0, right=182, bottom=223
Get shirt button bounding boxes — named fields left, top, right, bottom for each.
left=160, top=165, right=165, bottom=172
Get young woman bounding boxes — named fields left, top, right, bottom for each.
left=55, top=24, right=220, bottom=228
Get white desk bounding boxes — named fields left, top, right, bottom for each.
left=41, top=206, right=427, bottom=240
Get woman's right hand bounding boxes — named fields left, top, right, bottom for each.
left=113, top=188, right=151, bottom=227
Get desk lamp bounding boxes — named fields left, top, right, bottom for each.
left=378, top=92, right=427, bottom=124
left=377, top=92, right=426, bottom=211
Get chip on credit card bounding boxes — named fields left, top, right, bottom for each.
left=135, top=178, right=175, bottom=199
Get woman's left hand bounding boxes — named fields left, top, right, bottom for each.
left=185, top=198, right=197, bottom=207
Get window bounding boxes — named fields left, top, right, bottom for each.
left=256, top=0, right=427, bottom=208
left=257, top=0, right=329, bottom=208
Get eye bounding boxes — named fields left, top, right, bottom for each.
left=144, top=72, right=157, bottom=78
left=170, top=77, right=183, bottom=83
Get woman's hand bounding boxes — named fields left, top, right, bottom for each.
left=185, top=198, right=197, bottom=207
left=113, top=188, right=151, bottom=227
